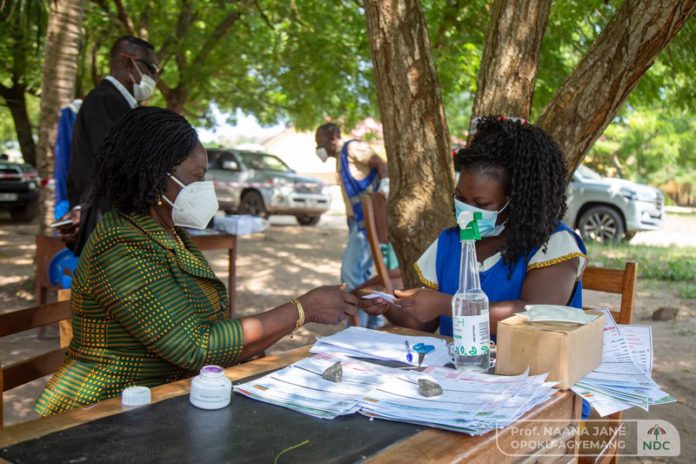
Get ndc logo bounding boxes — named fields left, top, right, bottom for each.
left=639, top=420, right=680, bottom=456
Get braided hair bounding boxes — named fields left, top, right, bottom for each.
left=455, top=116, right=568, bottom=266
left=90, top=107, right=199, bottom=214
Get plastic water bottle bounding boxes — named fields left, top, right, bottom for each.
left=452, top=213, right=491, bottom=372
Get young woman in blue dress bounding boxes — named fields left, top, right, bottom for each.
left=362, top=116, right=588, bottom=336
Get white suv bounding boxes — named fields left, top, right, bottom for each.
left=564, top=165, right=664, bottom=242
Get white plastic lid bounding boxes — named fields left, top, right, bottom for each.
left=121, top=386, right=151, bottom=406
left=200, top=365, right=225, bottom=378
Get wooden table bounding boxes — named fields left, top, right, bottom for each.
left=35, top=232, right=238, bottom=316
left=0, top=341, right=583, bottom=463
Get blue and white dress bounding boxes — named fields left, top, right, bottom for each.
left=414, top=223, right=588, bottom=337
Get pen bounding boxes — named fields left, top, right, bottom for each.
left=405, top=340, right=413, bottom=363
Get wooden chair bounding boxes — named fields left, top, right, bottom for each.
left=0, top=291, right=72, bottom=430
left=352, top=193, right=403, bottom=326
left=579, top=262, right=638, bottom=464
left=361, top=192, right=398, bottom=294
left=582, top=262, right=637, bottom=324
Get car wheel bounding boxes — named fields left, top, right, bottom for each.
left=296, top=215, right=320, bottom=226
left=239, top=191, right=267, bottom=218
left=9, top=203, right=37, bottom=222
left=578, top=206, right=624, bottom=243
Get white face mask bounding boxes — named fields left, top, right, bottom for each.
left=162, top=174, right=219, bottom=229
left=315, top=147, right=329, bottom=163
left=129, top=59, right=156, bottom=101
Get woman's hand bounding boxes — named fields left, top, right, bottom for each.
left=299, top=285, right=358, bottom=325
left=354, top=287, right=392, bottom=316
left=394, top=288, right=451, bottom=324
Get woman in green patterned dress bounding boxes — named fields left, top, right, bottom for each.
left=36, top=107, right=358, bottom=416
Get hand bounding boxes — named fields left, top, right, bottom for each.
left=58, top=207, right=81, bottom=245
left=394, top=288, right=451, bottom=324
left=298, top=285, right=358, bottom=325
left=355, top=287, right=392, bottom=316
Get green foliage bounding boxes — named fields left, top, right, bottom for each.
left=586, top=242, right=696, bottom=283
left=0, top=0, right=694, bottom=154
left=0, top=0, right=46, bottom=93
left=585, top=109, right=696, bottom=203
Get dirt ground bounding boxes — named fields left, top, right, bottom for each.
left=0, top=210, right=694, bottom=462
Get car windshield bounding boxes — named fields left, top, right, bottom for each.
left=575, top=165, right=602, bottom=180
left=238, top=153, right=291, bottom=172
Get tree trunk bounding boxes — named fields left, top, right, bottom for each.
left=35, top=0, right=86, bottom=233
left=536, top=0, right=696, bottom=177
left=471, top=0, right=552, bottom=121
left=364, top=0, right=455, bottom=288
left=0, top=82, right=37, bottom=167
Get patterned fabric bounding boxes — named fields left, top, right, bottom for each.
left=35, top=211, right=244, bottom=416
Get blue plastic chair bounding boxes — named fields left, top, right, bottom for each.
left=49, top=248, right=79, bottom=289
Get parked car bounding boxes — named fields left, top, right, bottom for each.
left=206, top=148, right=331, bottom=226
left=565, top=165, right=664, bottom=242
left=0, top=160, right=39, bottom=222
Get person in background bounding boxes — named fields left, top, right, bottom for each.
left=36, top=107, right=358, bottom=416
left=53, top=99, right=81, bottom=220
left=361, top=116, right=587, bottom=336
left=314, top=123, right=389, bottom=328
left=61, top=35, right=159, bottom=255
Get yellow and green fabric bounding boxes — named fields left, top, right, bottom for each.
left=35, top=211, right=244, bottom=416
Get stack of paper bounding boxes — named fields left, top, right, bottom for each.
left=359, top=367, right=558, bottom=435
left=310, top=327, right=452, bottom=367
left=233, top=353, right=399, bottom=419
left=571, top=309, right=675, bottom=416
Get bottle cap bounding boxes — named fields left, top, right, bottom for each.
left=121, top=386, right=151, bottom=406
left=200, top=365, right=225, bottom=378
left=459, top=211, right=482, bottom=241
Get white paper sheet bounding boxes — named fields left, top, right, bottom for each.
left=310, top=327, right=452, bottom=367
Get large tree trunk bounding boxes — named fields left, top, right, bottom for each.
left=35, top=0, right=86, bottom=233
left=364, top=0, right=455, bottom=288
left=537, top=0, right=696, bottom=176
left=472, top=0, right=552, bottom=121
left=0, top=82, right=37, bottom=166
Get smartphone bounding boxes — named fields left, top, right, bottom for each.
left=50, top=219, right=74, bottom=229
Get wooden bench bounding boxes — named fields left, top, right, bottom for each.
left=0, top=294, right=72, bottom=430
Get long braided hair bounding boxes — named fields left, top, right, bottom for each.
left=90, top=107, right=199, bottom=215
left=455, top=116, right=569, bottom=266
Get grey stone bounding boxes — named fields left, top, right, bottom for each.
left=417, top=378, right=443, bottom=397
left=322, top=362, right=343, bottom=383
left=652, top=307, right=679, bottom=321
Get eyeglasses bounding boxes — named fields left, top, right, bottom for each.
left=135, top=58, right=159, bottom=77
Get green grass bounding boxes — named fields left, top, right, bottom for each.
left=585, top=242, right=696, bottom=283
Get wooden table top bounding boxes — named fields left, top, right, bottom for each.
left=1, top=330, right=581, bottom=463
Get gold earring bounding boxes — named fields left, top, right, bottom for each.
left=157, top=197, right=163, bottom=206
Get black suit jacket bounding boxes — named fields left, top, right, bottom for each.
left=67, top=79, right=133, bottom=207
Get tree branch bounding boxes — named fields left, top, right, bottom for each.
left=190, top=0, right=252, bottom=70
left=111, top=0, right=135, bottom=35
left=254, top=0, right=274, bottom=29
left=536, top=0, right=696, bottom=176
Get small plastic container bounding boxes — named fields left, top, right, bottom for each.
left=121, top=386, right=151, bottom=407
left=190, top=365, right=232, bottom=410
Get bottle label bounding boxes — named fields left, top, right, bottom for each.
left=452, top=314, right=490, bottom=357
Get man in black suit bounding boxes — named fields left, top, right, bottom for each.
left=61, top=36, right=158, bottom=253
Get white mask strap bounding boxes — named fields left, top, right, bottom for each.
left=168, top=173, right=187, bottom=189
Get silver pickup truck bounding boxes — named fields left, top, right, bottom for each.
left=206, top=148, right=331, bottom=226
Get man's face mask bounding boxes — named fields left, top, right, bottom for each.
left=454, top=197, right=509, bottom=237
left=315, top=147, right=329, bottom=163
left=129, top=58, right=156, bottom=101
left=162, top=174, right=219, bottom=229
